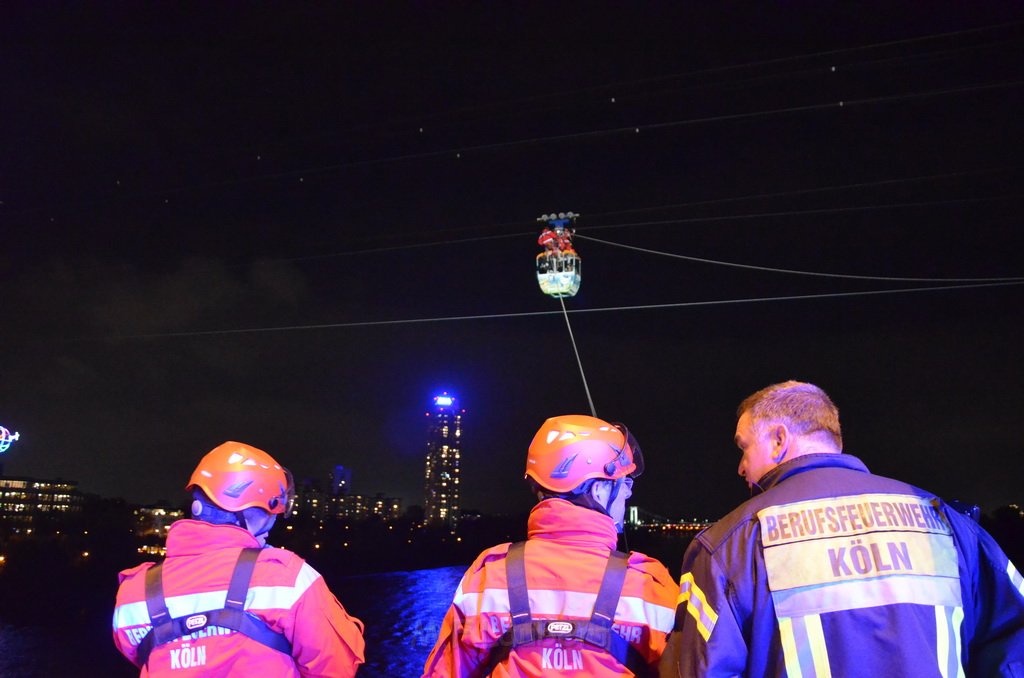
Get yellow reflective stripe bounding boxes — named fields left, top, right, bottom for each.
left=779, top=615, right=831, bottom=678
left=677, top=572, right=719, bottom=642
left=935, top=606, right=950, bottom=678
left=951, top=606, right=965, bottom=678
left=778, top=616, right=803, bottom=678
left=1008, top=561, right=1024, bottom=596
left=934, top=606, right=966, bottom=678
left=804, top=614, right=832, bottom=678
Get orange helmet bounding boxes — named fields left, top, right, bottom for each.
left=187, top=441, right=295, bottom=516
left=525, top=415, right=644, bottom=494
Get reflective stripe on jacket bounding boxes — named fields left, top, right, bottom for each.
left=112, top=519, right=365, bottom=677
left=422, top=498, right=679, bottom=677
left=660, top=453, right=1024, bottom=677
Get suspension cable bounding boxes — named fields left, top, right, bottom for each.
left=559, top=295, right=597, bottom=418
left=575, top=233, right=1024, bottom=283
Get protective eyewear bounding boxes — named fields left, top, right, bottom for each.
left=269, top=467, right=297, bottom=518
left=607, top=423, right=644, bottom=478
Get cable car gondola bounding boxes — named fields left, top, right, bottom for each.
left=536, top=212, right=581, bottom=298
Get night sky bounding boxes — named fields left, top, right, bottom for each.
left=2, top=4, right=1022, bottom=523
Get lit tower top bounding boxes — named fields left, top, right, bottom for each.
left=423, top=391, right=463, bottom=531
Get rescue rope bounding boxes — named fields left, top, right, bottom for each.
left=560, top=295, right=597, bottom=418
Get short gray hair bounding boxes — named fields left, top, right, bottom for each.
left=738, top=381, right=842, bottom=450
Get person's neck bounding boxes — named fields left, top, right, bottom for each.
left=789, top=436, right=840, bottom=459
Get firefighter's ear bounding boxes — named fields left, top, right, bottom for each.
left=585, top=480, right=606, bottom=505
left=770, top=425, right=790, bottom=463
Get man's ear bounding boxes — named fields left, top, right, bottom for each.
left=771, top=424, right=790, bottom=462
left=588, top=480, right=609, bottom=504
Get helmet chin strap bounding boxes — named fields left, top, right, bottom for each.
left=605, top=477, right=624, bottom=511
left=605, top=477, right=626, bottom=533
left=566, top=479, right=610, bottom=516
left=575, top=478, right=626, bottom=533
left=239, top=508, right=277, bottom=544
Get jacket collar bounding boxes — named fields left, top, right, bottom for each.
left=526, top=498, right=618, bottom=551
left=165, top=519, right=261, bottom=556
left=754, top=452, right=870, bottom=494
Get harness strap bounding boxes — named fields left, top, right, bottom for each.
left=584, top=543, right=628, bottom=648
left=215, top=547, right=260, bottom=631
left=143, top=559, right=176, bottom=648
left=135, top=547, right=291, bottom=668
left=505, top=541, right=535, bottom=647
left=482, top=541, right=650, bottom=676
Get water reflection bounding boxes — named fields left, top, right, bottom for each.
left=0, top=624, right=54, bottom=677
left=0, top=565, right=464, bottom=678
left=333, top=565, right=463, bottom=677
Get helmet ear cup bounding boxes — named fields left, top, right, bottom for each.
left=190, top=490, right=243, bottom=526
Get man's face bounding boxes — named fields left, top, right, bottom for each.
left=735, top=411, right=777, bottom=488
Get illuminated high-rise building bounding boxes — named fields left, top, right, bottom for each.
left=423, top=391, right=462, bottom=530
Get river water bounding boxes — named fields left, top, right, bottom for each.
left=0, top=564, right=465, bottom=678
left=334, top=565, right=466, bottom=676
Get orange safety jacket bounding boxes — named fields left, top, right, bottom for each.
left=112, top=519, right=365, bottom=677
left=422, top=498, right=679, bottom=677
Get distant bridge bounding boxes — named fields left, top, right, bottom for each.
left=628, top=506, right=713, bottom=530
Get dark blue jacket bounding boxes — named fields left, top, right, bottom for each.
left=660, top=453, right=1024, bottom=677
